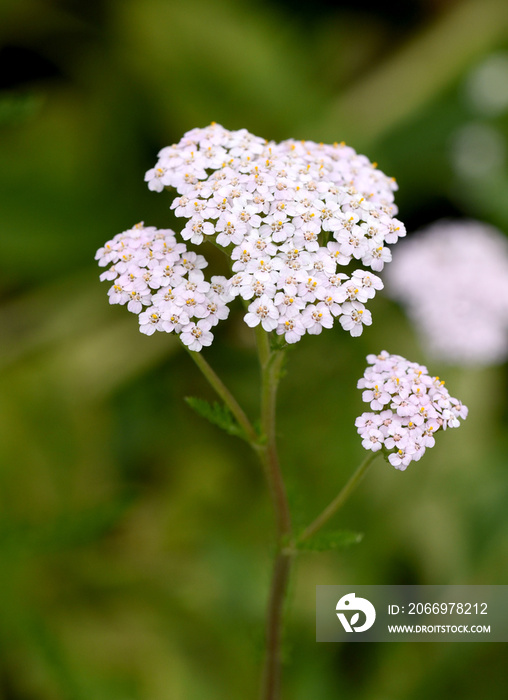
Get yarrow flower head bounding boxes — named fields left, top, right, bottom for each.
left=356, top=351, right=468, bottom=471
left=385, top=219, right=508, bottom=366
left=97, top=123, right=406, bottom=350
left=94, top=223, right=231, bottom=350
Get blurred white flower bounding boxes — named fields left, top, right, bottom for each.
left=465, top=52, right=508, bottom=117
left=450, top=123, right=505, bottom=179
left=385, top=219, right=508, bottom=366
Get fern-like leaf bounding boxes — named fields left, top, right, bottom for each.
left=185, top=396, right=248, bottom=441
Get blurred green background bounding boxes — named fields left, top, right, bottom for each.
left=1, top=0, right=508, bottom=698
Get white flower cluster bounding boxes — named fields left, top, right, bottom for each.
left=97, top=123, right=406, bottom=350
left=95, top=223, right=232, bottom=351
left=356, top=351, right=468, bottom=470
left=385, top=220, right=508, bottom=366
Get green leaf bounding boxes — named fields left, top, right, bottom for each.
left=269, top=333, right=288, bottom=352
left=184, top=396, right=247, bottom=440
left=295, top=530, right=363, bottom=552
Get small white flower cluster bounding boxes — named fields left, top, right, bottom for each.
left=95, top=223, right=232, bottom=351
left=97, top=124, right=406, bottom=350
left=356, top=351, right=468, bottom=470
left=385, top=220, right=508, bottom=366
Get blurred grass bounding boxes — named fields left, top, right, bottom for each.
left=1, top=0, right=508, bottom=698
left=315, top=0, right=508, bottom=146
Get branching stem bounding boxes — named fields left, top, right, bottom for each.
left=186, top=338, right=379, bottom=700
left=186, top=348, right=259, bottom=447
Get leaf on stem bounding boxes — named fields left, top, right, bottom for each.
left=184, top=396, right=248, bottom=441
left=269, top=334, right=288, bottom=352
left=295, top=529, right=363, bottom=552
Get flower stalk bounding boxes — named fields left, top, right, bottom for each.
left=186, top=348, right=260, bottom=447
left=295, top=451, right=380, bottom=546
left=185, top=332, right=293, bottom=698
left=256, top=328, right=291, bottom=538
left=260, top=550, right=292, bottom=700
left=254, top=328, right=293, bottom=700
left=187, top=335, right=383, bottom=700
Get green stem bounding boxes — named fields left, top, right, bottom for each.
left=186, top=331, right=293, bottom=700
left=187, top=333, right=381, bottom=700
left=260, top=551, right=292, bottom=700
left=186, top=348, right=259, bottom=447
left=296, top=451, right=380, bottom=545
left=206, top=237, right=232, bottom=257
left=255, top=328, right=291, bottom=538
left=254, top=327, right=293, bottom=700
